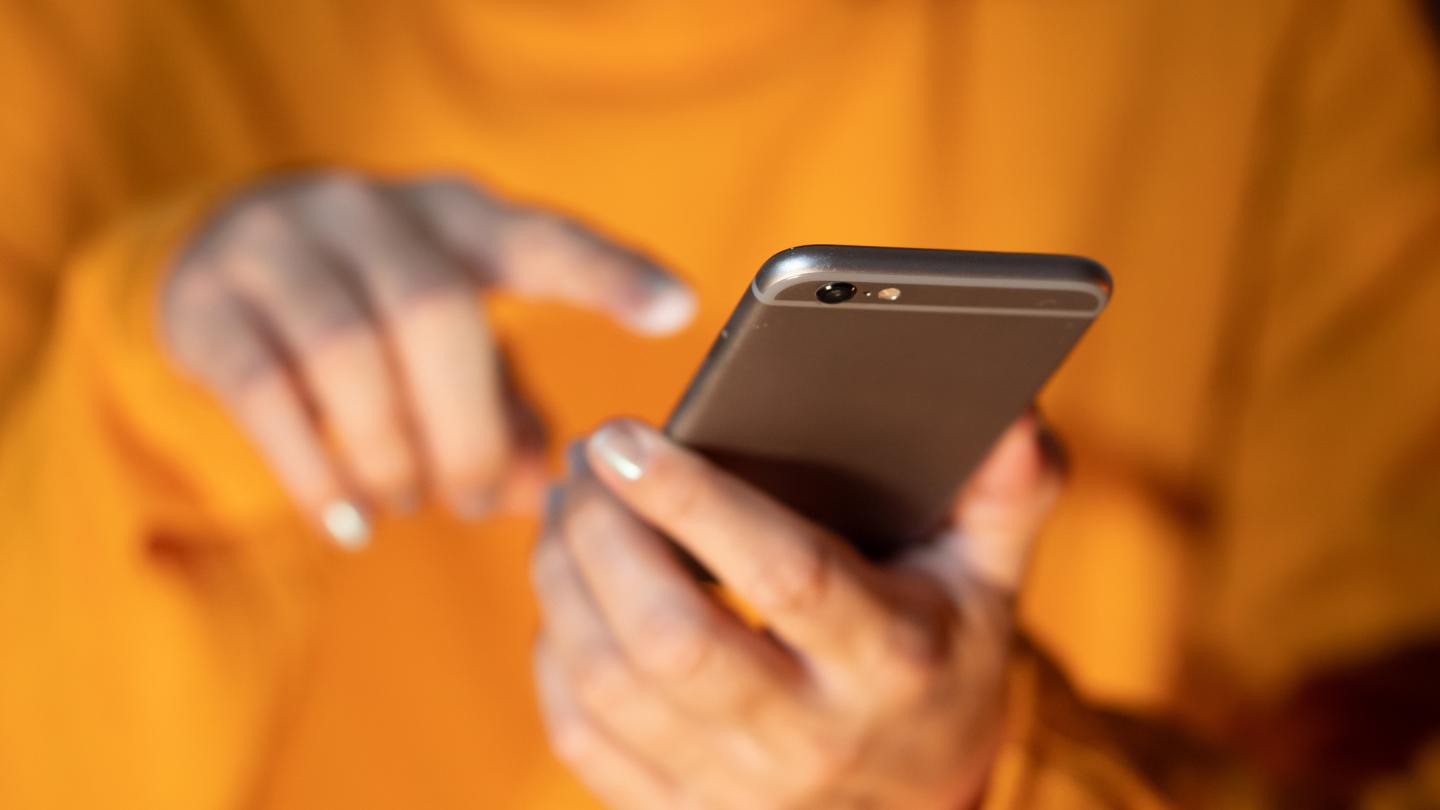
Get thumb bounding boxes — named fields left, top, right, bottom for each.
left=916, top=414, right=1063, bottom=596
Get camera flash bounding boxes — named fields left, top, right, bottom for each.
left=877, top=287, right=902, bottom=301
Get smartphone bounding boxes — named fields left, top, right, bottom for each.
left=665, top=245, right=1111, bottom=561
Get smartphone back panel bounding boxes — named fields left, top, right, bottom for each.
left=665, top=245, right=1110, bottom=560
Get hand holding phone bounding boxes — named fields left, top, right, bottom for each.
left=530, top=245, right=1108, bottom=806
left=535, top=411, right=1064, bottom=809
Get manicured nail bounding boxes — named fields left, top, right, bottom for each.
left=630, top=281, right=696, bottom=336
left=322, top=500, right=370, bottom=550
left=588, top=421, right=648, bottom=481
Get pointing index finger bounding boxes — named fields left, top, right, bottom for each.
left=396, top=178, right=697, bottom=335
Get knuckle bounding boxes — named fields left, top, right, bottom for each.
left=746, top=537, right=830, bottom=615
left=303, top=174, right=398, bottom=239
left=868, top=615, right=946, bottom=707
left=209, top=343, right=285, bottom=396
left=308, top=171, right=377, bottom=210
left=383, top=265, right=472, bottom=312
left=402, top=177, right=503, bottom=253
left=790, top=734, right=863, bottom=790
left=226, top=199, right=296, bottom=248
left=529, top=536, right=571, bottom=596
left=171, top=226, right=228, bottom=277
left=503, top=211, right=581, bottom=259
left=446, top=401, right=515, bottom=473
left=280, top=330, right=379, bottom=400
left=560, top=487, right=617, bottom=549
left=570, top=643, right=636, bottom=709
left=549, top=715, right=598, bottom=766
left=284, top=281, right=373, bottom=344
left=652, top=456, right=707, bottom=528
left=441, top=447, right=511, bottom=499
left=630, top=605, right=713, bottom=682
left=409, top=174, right=502, bottom=223
left=415, top=172, right=483, bottom=199
left=163, top=270, right=226, bottom=330
left=166, top=301, right=280, bottom=391
left=346, top=433, right=415, bottom=492
left=333, top=386, right=400, bottom=436
left=216, top=230, right=372, bottom=346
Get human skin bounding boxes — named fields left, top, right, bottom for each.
left=162, top=172, right=695, bottom=546
left=534, top=415, right=1061, bottom=809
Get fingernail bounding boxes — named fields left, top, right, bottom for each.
left=322, top=500, right=370, bottom=550
left=588, top=421, right=648, bottom=481
left=630, top=281, right=696, bottom=336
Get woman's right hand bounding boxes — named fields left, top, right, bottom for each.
left=161, top=172, right=695, bottom=548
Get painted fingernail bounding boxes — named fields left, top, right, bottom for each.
left=588, top=421, right=648, bottom=481
left=630, top=281, right=696, bottom=336
left=322, top=500, right=370, bottom=550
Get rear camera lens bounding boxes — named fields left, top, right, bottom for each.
left=816, top=282, right=857, bottom=304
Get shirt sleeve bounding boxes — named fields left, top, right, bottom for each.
left=982, top=648, right=1176, bottom=810
left=0, top=7, right=323, bottom=809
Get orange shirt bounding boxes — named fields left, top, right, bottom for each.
left=2, top=1, right=1439, bottom=807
